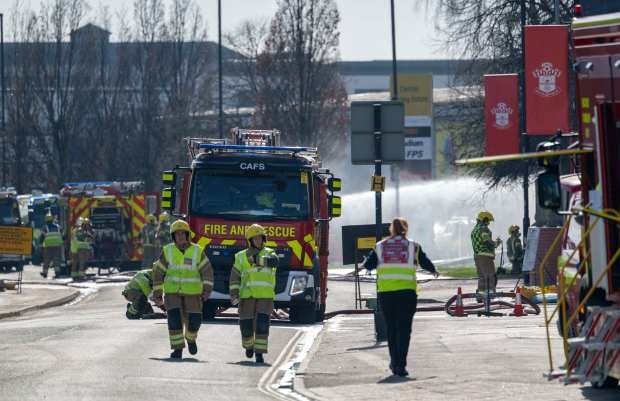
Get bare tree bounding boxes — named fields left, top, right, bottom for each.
left=227, top=0, right=348, bottom=158
left=426, top=0, right=576, bottom=187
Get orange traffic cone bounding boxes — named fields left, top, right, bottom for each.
left=453, top=287, right=467, bottom=317
left=512, top=286, right=526, bottom=317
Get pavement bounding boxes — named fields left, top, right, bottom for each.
left=1, top=265, right=618, bottom=400
left=296, top=279, right=620, bottom=401
left=0, top=285, right=81, bottom=319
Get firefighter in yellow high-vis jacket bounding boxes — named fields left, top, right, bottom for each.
left=152, top=220, right=214, bottom=359
left=229, top=224, right=279, bottom=364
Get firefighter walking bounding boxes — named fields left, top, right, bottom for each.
left=471, top=211, right=501, bottom=296
left=229, top=224, right=279, bottom=364
left=152, top=220, right=214, bottom=359
left=71, top=219, right=93, bottom=281
left=40, top=214, right=63, bottom=279
left=156, top=212, right=172, bottom=254
left=363, top=217, right=439, bottom=377
left=122, top=269, right=155, bottom=319
left=140, top=214, right=158, bottom=268
left=506, top=225, right=524, bottom=275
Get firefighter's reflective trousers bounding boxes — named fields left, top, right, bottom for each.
left=164, top=294, right=202, bottom=350
left=238, top=298, right=273, bottom=354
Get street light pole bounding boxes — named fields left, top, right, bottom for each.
left=1, top=13, right=6, bottom=187
left=520, top=0, right=530, bottom=239
left=218, top=0, right=223, bottom=139
left=389, top=0, right=400, bottom=216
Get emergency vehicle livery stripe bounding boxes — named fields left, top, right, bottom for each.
left=197, top=237, right=212, bottom=249
left=287, top=240, right=303, bottom=262
left=221, top=239, right=237, bottom=246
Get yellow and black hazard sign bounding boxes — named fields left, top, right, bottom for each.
left=0, top=226, right=33, bottom=256
left=371, top=175, right=386, bottom=192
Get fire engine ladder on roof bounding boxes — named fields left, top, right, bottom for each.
left=184, top=137, right=227, bottom=160
left=539, top=207, right=620, bottom=385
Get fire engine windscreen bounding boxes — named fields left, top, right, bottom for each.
left=0, top=199, right=20, bottom=225
left=190, top=171, right=309, bottom=220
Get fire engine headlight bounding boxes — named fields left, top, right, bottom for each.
left=290, top=276, right=308, bottom=296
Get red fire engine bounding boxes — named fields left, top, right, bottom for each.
left=160, top=129, right=342, bottom=323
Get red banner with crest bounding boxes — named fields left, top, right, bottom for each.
left=525, top=25, right=570, bottom=135
left=485, top=74, right=520, bottom=156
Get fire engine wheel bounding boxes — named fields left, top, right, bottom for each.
left=202, top=303, right=218, bottom=321
left=591, top=376, right=619, bottom=389
left=315, top=303, right=326, bottom=322
left=289, top=303, right=317, bottom=324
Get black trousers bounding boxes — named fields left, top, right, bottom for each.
left=378, top=289, right=417, bottom=370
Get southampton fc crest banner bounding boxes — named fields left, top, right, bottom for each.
left=525, top=25, right=570, bottom=135
left=484, top=74, right=519, bottom=156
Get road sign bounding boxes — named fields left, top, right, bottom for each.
left=0, top=226, right=33, bottom=256
left=341, top=224, right=390, bottom=265
left=350, top=101, right=405, bottom=165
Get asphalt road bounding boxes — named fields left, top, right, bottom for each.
left=0, top=284, right=300, bottom=401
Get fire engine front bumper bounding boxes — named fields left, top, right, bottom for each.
left=208, top=270, right=316, bottom=308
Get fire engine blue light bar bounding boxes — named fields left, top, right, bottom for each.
left=199, top=144, right=316, bottom=152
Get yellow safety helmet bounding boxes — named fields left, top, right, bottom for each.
left=45, top=214, right=54, bottom=223
left=477, top=211, right=494, bottom=222
left=508, top=225, right=520, bottom=235
left=170, top=219, right=194, bottom=238
left=245, top=224, right=266, bottom=241
left=146, top=214, right=156, bottom=224
left=159, top=212, right=169, bottom=223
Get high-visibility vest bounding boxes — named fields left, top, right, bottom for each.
left=233, top=247, right=277, bottom=299
left=163, top=243, right=203, bottom=295
left=375, top=236, right=418, bottom=293
left=43, top=224, right=63, bottom=248
left=125, top=270, right=153, bottom=297
left=71, top=228, right=91, bottom=252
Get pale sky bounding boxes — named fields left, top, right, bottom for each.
left=3, top=0, right=449, bottom=61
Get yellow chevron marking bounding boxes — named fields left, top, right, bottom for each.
left=287, top=240, right=303, bottom=261
left=266, top=241, right=278, bottom=248
left=221, top=239, right=237, bottom=246
left=197, top=237, right=212, bottom=249
left=303, top=253, right=313, bottom=267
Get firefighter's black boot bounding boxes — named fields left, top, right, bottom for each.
left=170, top=349, right=183, bottom=359
left=245, top=348, right=254, bottom=359
left=188, top=342, right=198, bottom=355
left=255, top=353, right=264, bottom=364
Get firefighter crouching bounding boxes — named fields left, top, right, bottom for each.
left=122, top=269, right=155, bottom=319
left=71, top=219, right=93, bottom=281
left=141, top=214, right=158, bottom=268
left=363, top=217, right=439, bottom=377
left=506, top=225, right=524, bottom=276
left=40, top=214, right=64, bottom=279
left=152, top=220, right=214, bottom=359
left=471, top=211, right=501, bottom=296
left=229, top=224, right=279, bottom=364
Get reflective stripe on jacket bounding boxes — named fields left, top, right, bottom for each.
left=471, top=223, right=495, bottom=257
left=375, top=236, right=418, bottom=293
left=125, top=270, right=153, bottom=297
left=233, top=247, right=277, bottom=299
left=162, top=243, right=203, bottom=295
left=42, top=224, right=63, bottom=248
left=71, top=228, right=91, bottom=252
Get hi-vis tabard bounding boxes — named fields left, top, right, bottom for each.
left=232, top=248, right=277, bottom=299
left=42, top=224, right=63, bottom=248
left=163, top=243, right=203, bottom=295
left=376, top=236, right=419, bottom=293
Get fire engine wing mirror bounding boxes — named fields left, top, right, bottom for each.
left=537, top=169, right=561, bottom=210
left=162, top=170, right=176, bottom=187
left=161, top=187, right=176, bottom=211
left=329, top=195, right=342, bottom=218
left=328, top=177, right=342, bottom=192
